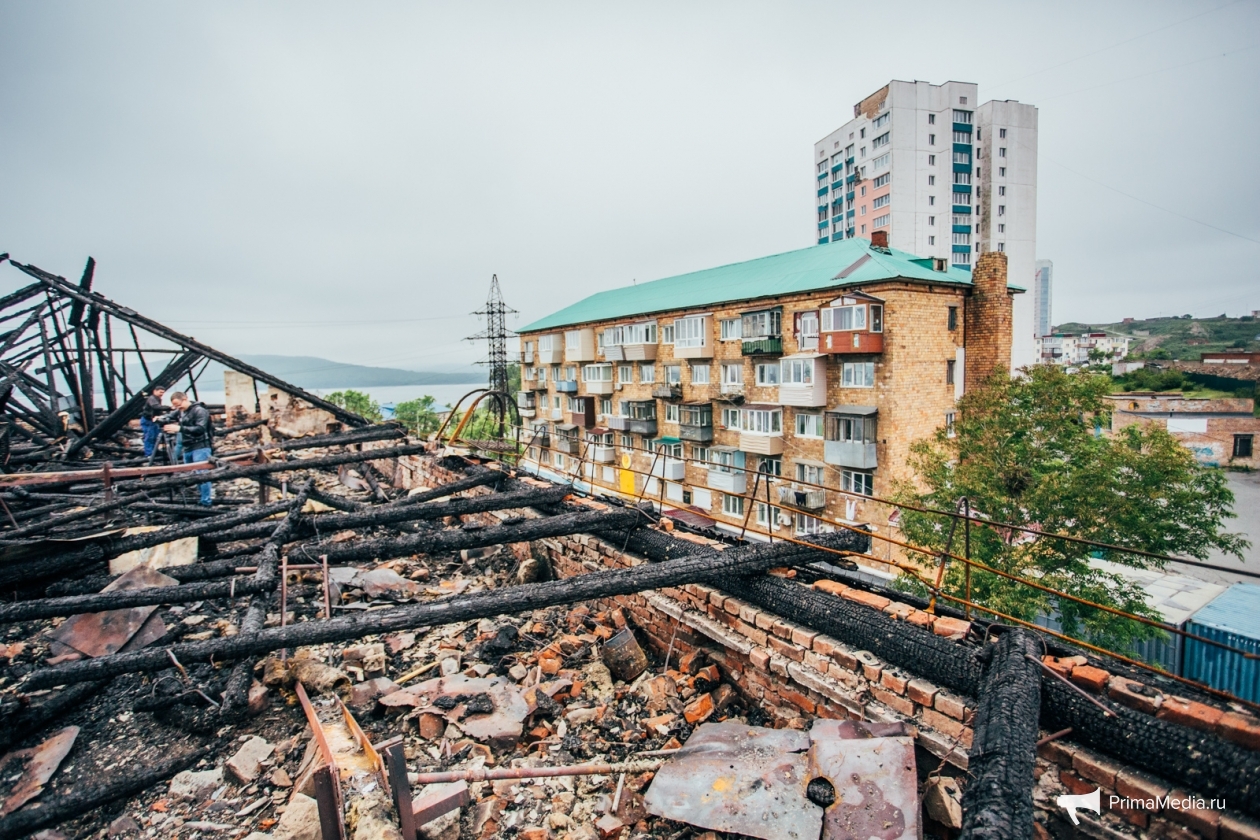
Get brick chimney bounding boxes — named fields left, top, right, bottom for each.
left=870, top=230, right=889, bottom=250
left=964, top=251, right=1013, bottom=387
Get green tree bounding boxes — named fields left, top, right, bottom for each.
left=895, top=366, right=1247, bottom=655
left=325, top=390, right=382, bottom=422
left=394, top=395, right=443, bottom=436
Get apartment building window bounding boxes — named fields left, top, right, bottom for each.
left=953, top=192, right=971, bottom=206
left=722, top=494, right=745, bottom=516
left=721, top=408, right=740, bottom=429
left=860, top=206, right=867, bottom=216
left=665, top=404, right=680, bottom=423
left=948, top=307, right=958, bottom=331
left=583, top=364, right=613, bottom=383
left=928, top=133, right=936, bottom=145
left=874, top=173, right=890, bottom=189
left=755, top=363, right=779, bottom=385
left=873, top=112, right=890, bottom=129
left=953, top=232, right=971, bottom=245
left=999, top=128, right=1007, bottom=138
left=818, top=209, right=828, bottom=223
left=617, top=364, right=633, bottom=384
left=797, top=463, right=825, bottom=485
left=693, top=445, right=711, bottom=466
left=639, top=363, right=655, bottom=383
left=872, top=132, right=889, bottom=149
left=954, top=172, right=970, bottom=185
left=841, top=470, right=874, bottom=495
left=928, top=154, right=936, bottom=165
left=872, top=195, right=890, bottom=210
left=756, top=503, right=782, bottom=528
left=796, top=412, right=823, bottom=437
left=861, top=225, right=866, bottom=234
left=928, top=236, right=936, bottom=245
left=619, top=433, right=632, bottom=449
left=601, top=398, right=612, bottom=415
left=952, top=214, right=969, bottom=227
left=928, top=196, right=935, bottom=206
left=817, top=161, right=827, bottom=174
left=721, top=363, right=742, bottom=387
left=758, top=457, right=783, bottom=477
left=565, top=366, right=577, bottom=381
left=719, top=318, right=742, bottom=340
left=998, top=242, right=1006, bottom=252
left=551, top=365, right=561, bottom=382
left=860, top=146, right=866, bottom=158
left=841, top=362, right=875, bottom=388
left=741, top=408, right=783, bottom=434
left=946, top=360, right=956, bottom=385
left=691, top=364, right=711, bottom=384
left=945, top=412, right=957, bottom=438
left=1235, top=434, right=1254, bottom=458
left=998, top=186, right=1006, bottom=196
left=860, top=128, right=866, bottom=138
left=674, top=316, right=706, bottom=349
left=953, top=110, right=972, bottom=124
left=796, top=514, right=825, bottom=536
left=929, top=216, right=938, bottom=227
left=954, top=251, right=972, bottom=265
left=661, top=325, right=674, bottom=344
left=664, top=365, right=682, bottom=384
left=781, top=358, right=815, bottom=385
left=928, top=113, right=936, bottom=124
left=999, top=167, right=1006, bottom=177
left=998, top=205, right=1006, bottom=215
left=553, top=395, right=562, bottom=408
left=953, top=151, right=971, bottom=164
left=821, top=303, right=872, bottom=332
left=872, top=214, right=890, bottom=228
left=999, top=147, right=1007, bottom=157
left=952, top=132, right=970, bottom=145
left=523, top=366, right=535, bottom=381
left=538, top=335, right=557, bottom=353
left=928, top=175, right=935, bottom=186
left=536, top=366, right=547, bottom=383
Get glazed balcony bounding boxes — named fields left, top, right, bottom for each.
left=742, top=338, right=783, bottom=356
left=821, top=331, right=885, bottom=355
left=707, top=470, right=746, bottom=494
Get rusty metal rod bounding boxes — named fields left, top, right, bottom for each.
left=412, top=758, right=665, bottom=786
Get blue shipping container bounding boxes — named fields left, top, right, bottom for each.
left=1184, top=584, right=1260, bottom=704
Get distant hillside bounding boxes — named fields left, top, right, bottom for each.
left=198, top=356, right=481, bottom=389
left=1054, top=315, right=1260, bottom=361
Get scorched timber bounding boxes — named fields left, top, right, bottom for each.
left=22, top=529, right=869, bottom=689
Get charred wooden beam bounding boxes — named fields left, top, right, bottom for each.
left=21, top=528, right=866, bottom=689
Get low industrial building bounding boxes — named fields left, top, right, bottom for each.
left=1107, top=392, right=1258, bottom=468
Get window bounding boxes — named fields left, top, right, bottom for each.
left=998, top=186, right=1006, bottom=196
left=928, top=236, right=935, bottom=245
left=953, top=214, right=970, bottom=226
left=928, top=113, right=936, bottom=124
left=840, top=362, right=875, bottom=388
left=755, top=363, right=779, bottom=385
left=954, top=251, right=971, bottom=265
left=928, top=133, right=936, bottom=145
left=928, top=175, right=936, bottom=186
left=872, top=132, right=889, bottom=149
left=639, top=363, right=655, bottom=383
left=566, top=396, right=581, bottom=411
left=721, top=408, right=740, bottom=429
left=998, top=205, right=1006, bottom=216
left=997, top=242, right=1006, bottom=252
left=796, top=412, right=823, bottom=437
left=565, top=330, right=583, bottom=351
left=953, top=110, right=972, bottom=124
left=952, top=131, right=971, bottom=144
left=661, top=325, right=674, bottom=344
left=999, top=167, right=1006, bottom=177
left=999, top=147, right=1007, bottom=157
left=797, top=463, right=825, bottom=485
left=664, top=365, right=682, bottom=384
left=946, top=360, right=956, bottom=385
left=860, top=128, right=865, bottom=138
left=601, top=398, right=612, bottom=415
left=721, top=363, right=742, bottom=387
left=693, top=445, right=711, bottom=465
left=873, top=214, right=890, bottom=228
left=756, top=503, right=782, bottom=527
left=583, top=364, right=613, bottom=382
left=538, top=335, right=557, bottom=353
left=619, top=433, right=632, bottom=449
left=722, top=494, right=745, bottom=516
left=553, top=395, right=561, bottom=408
left=929, top=216, right=936, bottom=226
left=797, top=311, right=819, bottom=348
left=741, top=309, right=781, bottom=339
left=948, top=307, right=958, bottom=330
left=872, top=194, right=890, bottom=209
left=953, top=151, right=971, bottom=164
left=796, top=514, right=824, bottom=535
left=841, top=470, right=873, bottom=495
left=741, top=408, right=783, bottom=434
left=873, top=173, right=890, bottom=189
left=945, top=412, right=957, bottom=438
left=826, top=413, right=876, bottom=444
left=954, top=172, right=970, bottom=185
left=523, top=366, right=535, bottom=381
left=691, top=364, right=711, bottom=384
left=565, top=366, right=577, bottom=381
left=873, top=112, right=890, bottom=129
left=953, top=232, right=971, bottom=245
left=952, top=191, right=971, bottom=206
left=674, top=316, right=706, bottom=349
left=665, top=404, right=680, bottom=423
left=781, top=358, right=815, bottom=385
left=537, top=366, right=547, bottom=383
left=617, top=364, right=634, bottom=384
left=1234, top=435, right=1254, bottom=459
left=998, top=223, right=1005, bottom=233
left=821, top=304, right=868, bottom=332
left=928, top=196, right=935, bottom=206
left=719, top=318, right=742, bottom=340
left=928, top=154, right=936, bottom=165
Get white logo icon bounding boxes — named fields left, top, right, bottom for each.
left=1057, top=787, right=1101, bottom=825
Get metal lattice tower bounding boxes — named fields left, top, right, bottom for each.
left=467, top=274, right=517, bottom=424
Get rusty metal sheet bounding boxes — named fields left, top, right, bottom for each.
left=48, top=566, right=176, bottom=658
left=380, top=674, right=528, bottom=750
left=809, top=719, right=919, bottom=840
left=0, top=725, right=79, bottom=815
left=642, top=721, right=818, bottom=840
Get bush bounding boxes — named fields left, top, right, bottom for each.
left=325, top=390, right=382, bottom=422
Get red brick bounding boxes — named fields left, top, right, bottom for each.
left=1072, top=749, right=1121, bottom=788
left=754, top=612, right=776, bottom=631
left=1041, top=655, right=1083, bottom=678
left=934, top=692, right=968, bottom=721
left=1106, top=676, right=1163, bottom=715
left=723, top=597, right=744, bottom=616
left=1069, top=665, right=1111, bottom=693
left=871, top=687, right=915, bottom=716
left=906, top=679, right=938, bottom=707
left=732, top=619, right=768, bottom=647
left=920, top=707, right=966, bottom=740
left=1157, top=697, right=1225, bottom=732
left=1115, top=768, right=1171, bottom=803
left=683, top=693, right=715, bottom=725
left=1217, top=712, right=1260, bottom=751
left=748, top=647, right=770, bottom=670
left=738, top=603, right=759, bottom=624
left=882, top=602, right=914, bottom=621
left=707, top=591, right=727, bottom=609
left=880, top=670, right=909, bottom=695
left=1037, top=738, right=1076, bottom=768
left=1165, top=792, right=1221, bottom=839
left=931, top=616, right=971, bottom=640
left=770, top=619, right=793, bottom=640
left=906, top=610, right=934, bottom=628
left=861, top=663, right=883, bottom=683
left=831, top=649, right=859, bottom=672
left=811, top=635, right=838, bottom=657
left=841, top=589, right=892, bottom=611
left=1103, top=795, right=1150, bottom=829
left=790, top=626, right=819, bottom=648
left=813, top=579, right=849, bottom=597
left=780, top=686, right=818, bottom=715
left=1058, top=769, right=1095, bottom=796
left=1149, top=816, right=1204, bottom=840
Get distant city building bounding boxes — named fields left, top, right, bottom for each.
left=1036, top=332, right=1130, bottom=367
left=1033, top=260, right=1053, bottom=337
left=813, top=80, right=1037, bottom=370
left=1107, top=393, right=1257, bottom=468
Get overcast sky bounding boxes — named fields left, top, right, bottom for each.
left=2, top=1, right=1257, bottom=373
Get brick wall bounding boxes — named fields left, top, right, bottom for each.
left=964, top=251, right=1013, bottom=386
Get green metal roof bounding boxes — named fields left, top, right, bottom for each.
left=520, top=238, right=1022, bottom=333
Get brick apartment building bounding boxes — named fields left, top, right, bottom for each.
left=1107, top=393, right=1258, bottom=469
left=514, top=234, right=1020, bottom=559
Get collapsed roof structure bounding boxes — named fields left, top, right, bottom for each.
left=0, top=256, right=1254, bottom=840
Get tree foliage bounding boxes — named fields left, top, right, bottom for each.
left=324, top=389, right=382, bottom=422
left=895, top=365, right=1247, bottom=656
left=394, top=395, right=443, bottom=436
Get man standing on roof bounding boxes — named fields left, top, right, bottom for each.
left=140, top=386, right=167, bottom=458
left=159, top=392, right=215, bottom=507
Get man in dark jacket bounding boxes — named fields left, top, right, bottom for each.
left=160, top=392, right=215, bottom=506
left=140, top=386, right=166, bottom=457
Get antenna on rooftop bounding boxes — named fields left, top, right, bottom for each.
left=466, top=274, right=518, bottom=432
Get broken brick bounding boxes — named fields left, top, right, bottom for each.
left=683, top=692, right=715, bottom=724
left=1069, top=665, right=1110, bottom=693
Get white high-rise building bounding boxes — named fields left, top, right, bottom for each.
left=814, top=80, right=1038, bottom=369
left=1033, top=259, right=1053, bottom=338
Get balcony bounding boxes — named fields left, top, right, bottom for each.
left=653, top=384, right=682, bottom=401
left=549, top=408, right=565, bottom=421
left=780, top=355, right=827, bottom=407
left=707, top=470, right=746, bottom=494
left=679, top=403, right=713, bottom=443
left=739, top=433, right=784, bottom=456
left=516, top=392, right=536, bottom=410
left=742, top=338, right=783, bottom=356
left=650, top=458, right=687, bottom=481
left=529, top=380, right=550, bottom=392
left=564, top=329, right=596, bottom=363
left=628, top=418, right=658, bottom=436
left=570, top=408, right=595, bottom=429
left=621, top=343, right=657, bottom=361
left=585, top=379, right=614, bottom=396
left=590, top=445, right=616, bottom=464
left=821, top=331, right=884, bottom=355
left=680, top=423, right=713, bottom=443
left=526, top=430, right=550, bottom=449
left=673, top=342, right=712, bottom=360
left=537, top=335, right=563, bottom=365
left=607, top=416, right=630, bottom=431
left=554, top=435, right=579, bottom=455
left=603, top=344, right=624, bottom=361
left=824, top=441, right=878, bottom=470
left=555, top=380, right=578, bottom=393
left=778, top=485, right=826, bottom=510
